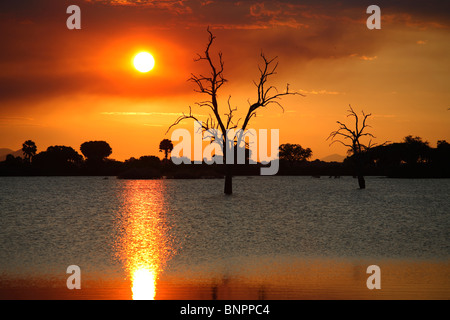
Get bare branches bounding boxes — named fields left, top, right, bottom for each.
left=166, top=106, right=205, bottom=134
left=363, top=139, right=390, bottom=151
left=167, top=28, right=302, bottom=158
left=189, top=27, right=227, bottom=98
left=255, top=54, right=301, bottom=107
left=242, top=53, right=303, bottom=131
left=327, top=105, right=377, bottom=154
left=225, top=96, right=240, bottom=130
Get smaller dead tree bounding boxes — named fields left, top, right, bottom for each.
left=327, top=105, right=384, bottom=189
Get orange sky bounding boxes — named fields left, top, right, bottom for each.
left=0, top=0, right=449, bottom=161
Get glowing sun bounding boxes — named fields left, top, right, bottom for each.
left=133, top=52, right=155, bottom=73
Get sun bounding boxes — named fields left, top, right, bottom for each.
left=133, top=52, right=155, bottom=73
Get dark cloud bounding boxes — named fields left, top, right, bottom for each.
left=2, top=1, right=448, bottom=29
left=0, top=0, right=448, bottom=105
left=0, top=70, right=193, bottom=105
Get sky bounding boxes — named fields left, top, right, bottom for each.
left=0, top=0, right=449, bottom=161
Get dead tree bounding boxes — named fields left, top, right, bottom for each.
left=167, top=28, right=301, bottom=195
left=327, top=105, right=383, bottom=189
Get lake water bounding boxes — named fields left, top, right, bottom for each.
left=0, top=176, right=449, bottom=299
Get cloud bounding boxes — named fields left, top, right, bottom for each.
left=0, top=116, right=43, bottom=127
left=86, top=0, right=193, bottom=14
left=299, top=89, right=344, bottom=95
left=0, top=0, right=448, bottom=107
left=372, top=114, right=397, bottom=118
left=349, top=53, right=378, bottom=61
left=101, top=112, right=185, bottom=116
left=2, top=1, right=449, bottom=28
left=0, top=70, right=192, bottom=104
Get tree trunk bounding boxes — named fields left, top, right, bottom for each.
left=224, top=164, right=233, bottom=195
left=355, top=153, right=366, bottom=189
left=358, top=175, right=366, bottom=189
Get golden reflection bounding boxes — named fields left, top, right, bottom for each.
left=132, top=268, right=156, bottom=300
left=115, top=180, right=174, bottom=300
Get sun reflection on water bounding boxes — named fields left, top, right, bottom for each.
left=132, top=268, right=156, bottom=300
left=115, top=180, right=174, bottom=300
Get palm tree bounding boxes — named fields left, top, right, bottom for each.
left=159, top=139, right=174, bottom=161
left=22, top=140, right=37, bottom=163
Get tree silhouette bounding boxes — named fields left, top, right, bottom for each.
left=402, top=135, right=431, bottom=164
left=22, top=140, right=37, bottom=163
left=167, top=28, right=301, bottom=194
left=5, top=154, right=23, bottom=166
left=80, top=141, right=112, bottom=164
left=33, top=145, right=83, bottom=174
left=159, top=139, right=174, bottom=161
left=327, top=105, right=385, bottom=189
left=279, top=143, right=312, bottom=164
left=435, top=140, right=450, bottom=169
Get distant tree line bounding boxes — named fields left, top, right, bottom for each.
left=0, top=140, right=119, bottom=176
left=362, top=136, right=450, bottom=178
left=0, top=136, right=449, bottom=178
